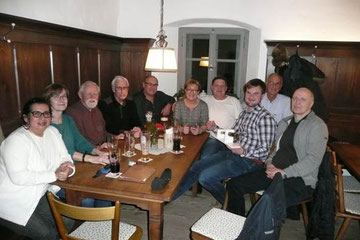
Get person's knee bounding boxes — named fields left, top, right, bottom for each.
left=198, top=171, right=213, bottom=187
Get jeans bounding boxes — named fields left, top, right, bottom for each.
left=57, top=188, right=112, bottom=207
left=173, top=138, right=262, bottom=204
left=173, top=138, right=226, bottom=200
left=227, top=169, right=314, bottom=216
left=81, top=198, right=113, bottom=207
left=0, top=194, right=74, bottom=240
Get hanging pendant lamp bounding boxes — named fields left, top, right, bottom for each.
left=145, top=0, right=177, bottom=72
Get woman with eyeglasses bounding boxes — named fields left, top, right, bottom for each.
left=43, top=84, right=111, bottom=208
left=0, top=97, right=74, bottom=239
left=174, top=79, right=209, bottom=135
left=43, top=84, right=109, bottom=165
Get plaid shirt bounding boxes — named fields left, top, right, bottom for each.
left=233, top=105, right=277, bottom=161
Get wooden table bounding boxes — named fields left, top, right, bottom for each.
left=55, top=133, right=209, bottom=240
left=330, top=143, right=360, bottom=180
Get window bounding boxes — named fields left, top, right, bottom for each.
left=178, top=27, right=249, bottom=98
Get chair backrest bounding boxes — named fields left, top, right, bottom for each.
left=47, top=192, right=120, bottom=240
left=333, top=162, right=346, bottom=214
left=237, top=173, right=286, bottom=240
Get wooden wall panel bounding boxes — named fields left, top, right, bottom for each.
left=120, top=51, right=149, bottom=97
left=315, top=57, right=338, bottom=105
left=52, top=45, right=79, bottom=105
left=0, top=13, right=152, bottom=137
left=15, top=42, right=52, bottom=106
left=99, top=50, right=120, bottom=99
left=0, top=41, right=18, bottom=120
left=79, top=48, right=98, bottom=85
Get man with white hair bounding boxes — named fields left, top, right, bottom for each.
left=67, top=81, right=106, bottom=145
left=99, top=75, right=141, bottom=138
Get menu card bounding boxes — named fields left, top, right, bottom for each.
left=119, top=165, right=156, bottom=183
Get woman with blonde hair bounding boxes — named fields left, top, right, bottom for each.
left=174, top=79, right=209, bottom=135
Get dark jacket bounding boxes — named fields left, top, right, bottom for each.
left=237, top=173, right=286, bottom=240
left=307, top=151, right=335, bottom=240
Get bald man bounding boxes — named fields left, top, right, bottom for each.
left=227, top=88, right=328, bottom=216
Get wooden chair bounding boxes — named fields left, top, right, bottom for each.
left=47, top=192, right=142, bottom=240
left=333, top=163, right=360, bottom=240
left=191, top=173, right=286, bottom=240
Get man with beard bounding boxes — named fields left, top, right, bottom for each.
left=99, top=76, right=141, bottom=139
left=67, top=81, right=106, bottom=145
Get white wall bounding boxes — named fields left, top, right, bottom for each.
left=0, top=0, right=120, bottom=36
left=1, top=0, right=360, bottom=95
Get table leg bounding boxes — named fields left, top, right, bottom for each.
left=148, top=202, right=164, bottom=240
left=65, top=190, right=83, bottom=206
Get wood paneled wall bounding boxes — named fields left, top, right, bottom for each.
left=0, top=13, right=153, bottom=136
left=266, top=41, right=360, bottom=144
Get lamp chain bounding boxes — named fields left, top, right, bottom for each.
left=156, top=0, right=168, bottom=48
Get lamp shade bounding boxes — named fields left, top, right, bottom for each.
left=145, top=47, right=177, bottom=72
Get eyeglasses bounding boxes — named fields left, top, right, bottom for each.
left=185, top=89, right=199, bottom=93
left=115, top=86, right=129, bottom=91
left=31, top=111, right=52, bottom=118
left=144, top=82, right=158, bottom=87
left=52, top=95, right=68, bottom=101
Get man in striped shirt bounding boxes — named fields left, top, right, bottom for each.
left=174, top=79, right=276, bottom=205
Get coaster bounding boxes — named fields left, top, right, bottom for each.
left=122, top=152, right=136, bottom=157
left=170, top=150, right=184, bottom=155
left=105, top=172, right=122, bottom=178
left=128, top=160, right=137, bottom=166
left=138, top=157, right=153, bottom=163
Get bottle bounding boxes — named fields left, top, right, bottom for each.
left=164, top=126, right=174, bottom=150
left=145, top=111, right=155, bottom=133
left=160, top=117, right=169, bottom=133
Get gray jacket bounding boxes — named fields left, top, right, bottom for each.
left=266, top=111, right=328, bottom=188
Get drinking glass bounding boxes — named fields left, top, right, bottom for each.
left=173, top=131, right=182, bottom=152
left=140, top=131, right=151, bottom=156
left=124, top=132, right=135, bottom=157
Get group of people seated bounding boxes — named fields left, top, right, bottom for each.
left=0, top=72, right=328, bottom=239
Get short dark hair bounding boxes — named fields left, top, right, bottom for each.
left=22, top=97, right=51, bottom=121
left=43, top=83, right=69, bottom=102
left=211, top=76, right=227, bottom=86
left=243, top=78, right=266, bottom=94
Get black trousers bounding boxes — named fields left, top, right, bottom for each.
left=227, top=168, right=314, bottom=216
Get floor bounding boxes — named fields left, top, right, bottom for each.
left=1, top=189, right=359, bottom=239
